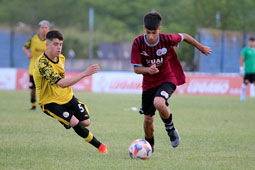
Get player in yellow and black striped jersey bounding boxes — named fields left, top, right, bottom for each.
left=34, top=53, right=73, bottom=106
left=23, top=20, right=50, bottom=110
left=33, top=30, right=107, bottom=153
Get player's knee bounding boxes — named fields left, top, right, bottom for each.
left=80, top=119, right=90, bottom=127
left=69, top=115, right=79, bottom=127
left=153, top=97, right=165, bottom=110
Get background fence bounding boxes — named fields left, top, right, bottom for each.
left=195, top=28, right=255, bottom=73
left=0, top=29, right=30, bottom=69
left=1, top=28, right=255, bottom=73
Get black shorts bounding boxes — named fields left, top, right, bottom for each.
left=42, top=96, right=90, bottom=129
left=29, top=75, right=36, bottom=89
left=244, top=73, right=255, bottom=84
left=139, top=82, right=176, bottom=116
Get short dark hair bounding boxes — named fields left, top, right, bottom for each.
left=249, top=37, right=255, bottom=41
left=46, top=30, right=64, bottom=41
left=144, top=12, right=162, bottom=30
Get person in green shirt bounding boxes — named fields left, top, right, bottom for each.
left=240, top=37, right=255, bottom=101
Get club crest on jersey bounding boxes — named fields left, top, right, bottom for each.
left=63, top=112, right=70, bottom=118
left=156, top=48, right=167, bottom=56
left=141, top=51, right=149, bottom=56
left=160, top=91, right=169, bottom=99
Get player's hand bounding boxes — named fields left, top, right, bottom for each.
left=148, top=65, right=159, bottom=74
left=200, top=46, right=212, bottom=56
left=84, top=64, right=100, bottom=76
left=27, top=53, right=33, bottom=59
left=240, top=66, right=244, bottom=76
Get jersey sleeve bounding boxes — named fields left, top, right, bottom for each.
left=241, top=48, right=246, bottom=57
left=24, top=37, right=32, bottom=49
left=131, top=39, right=142, bottom=66
left=38, top=57, right=62, bottom=85
left=167, top=33, right=183, bottom=47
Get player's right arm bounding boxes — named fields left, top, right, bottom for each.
left=23, top=37, right=33, bottom=59
left=57, top=64, right=100, bottom=88
left=240, top=56, right=245, bottom=76
left=22, top=47, right=33, bottom=59
left=240, top=56, right=244, bottom=67
left=133, top=65, right=159, bottom=74
left=240, top=48, right=245, bottom=75
left=131, top=37, right=159, bottom=75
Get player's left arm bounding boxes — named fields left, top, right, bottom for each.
left=57, top=64, right=100, bottom=88
left=38, top=57, right=62, bottom=85
left=182, top=33, right=212, bottom=56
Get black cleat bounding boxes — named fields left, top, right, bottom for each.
left=30, top=106, right=36, bottom=110
left=151, top=144, right=155, bottom=153
left=168, top=128, right=180, bottom=148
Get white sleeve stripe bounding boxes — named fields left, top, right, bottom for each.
left=178, top=33, right=184, bottom=42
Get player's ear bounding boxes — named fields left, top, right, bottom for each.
left=158, top=26, right=162, bottom=32
left=46, top=40, right=50, bottom=48
left=144, top=27, right=147, bottom=32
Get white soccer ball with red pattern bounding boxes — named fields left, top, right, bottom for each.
left=129, top=139, right=152, bottom=160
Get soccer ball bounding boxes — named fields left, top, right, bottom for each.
left=129, top=139, right=152, bottom=160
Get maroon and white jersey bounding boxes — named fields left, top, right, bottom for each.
left=131, top=33, right=186, bottom=91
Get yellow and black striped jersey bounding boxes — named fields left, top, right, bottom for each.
left=33, top=53, right=73, bottom=106
left=24, top=34, right=46, bottom=75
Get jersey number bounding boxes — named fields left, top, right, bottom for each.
left=78, top=104, right=84, bottom=112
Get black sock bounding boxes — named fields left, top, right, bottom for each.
left=31, top=94, right=36, bottom=103
left=161, top=114, right=175, bottom=132
left=31, top=95, right=36, bottom=108
left=145, top=136, right=154, bottom=148
left=73, top=122, right=101, bottom=148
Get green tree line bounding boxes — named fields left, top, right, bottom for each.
left=1, top=0, right=255, bottom=69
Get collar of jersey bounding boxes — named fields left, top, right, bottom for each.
left=44, top=53, right=59, bottom=64
left=248, top=46, right=255, bottom=50
left=144, top=34, right=160, bottom=47
left=37, top=34, right=46, bottom=41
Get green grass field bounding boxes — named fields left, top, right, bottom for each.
left=0, top=90, right=254, bottom=170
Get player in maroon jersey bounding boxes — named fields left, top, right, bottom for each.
left=131, top=12, right=212, bottom=151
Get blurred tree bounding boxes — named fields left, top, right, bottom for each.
left=0, top=0, right=255, bottom=70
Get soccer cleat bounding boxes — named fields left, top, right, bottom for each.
left=30, top=106, right=36, bottom=110
left=240, top=97, right=245, bottom=102
left=98, top=143, right=108, bottom=154
left=168, top=128, right=180, bottom=148
left=151, top=144, right=155, bottom=153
